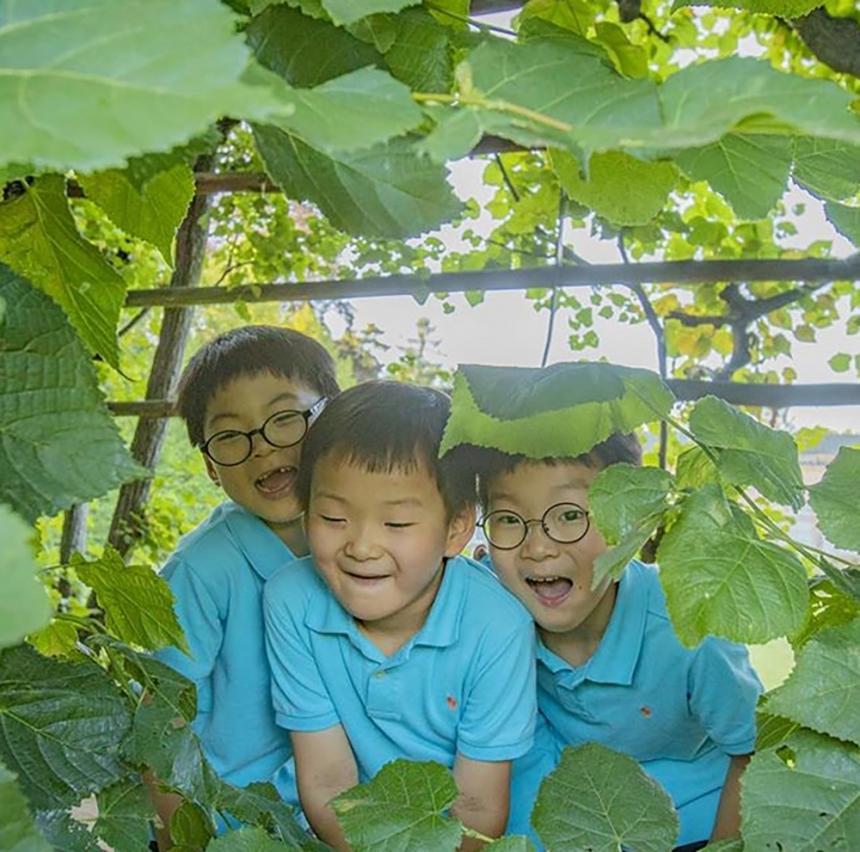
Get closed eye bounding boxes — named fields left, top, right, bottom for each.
left=318, top=514, right=346, bottom=524
left=385, top=522, right=416, bottom=529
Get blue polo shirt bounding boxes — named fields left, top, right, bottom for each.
left=538, top=560, right=762, bottom=846
left=156, top=502, right=296, bottom=801
left=263, top=554, right=537, bottom=804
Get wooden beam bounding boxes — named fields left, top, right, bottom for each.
left=125, top=255, right=860, bottom=308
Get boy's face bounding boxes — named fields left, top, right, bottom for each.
left=306, top=457, right=474, bottom=634
left=485, top=460, right=613, bottom=637
left=202, top=371, right=322, bottom=530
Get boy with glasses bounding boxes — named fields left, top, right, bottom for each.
left=470, top=430, right=761, bottom=851
left=263, top=382, right=537, bottom=849
left=151, top=325, right=339, bottom=842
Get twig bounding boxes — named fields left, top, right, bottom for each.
left=425, top=2, right=517, bottom=36
left=540, top=197, right=566, bottom=367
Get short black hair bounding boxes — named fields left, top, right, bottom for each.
left=475, top=433, right=642, bottom=507
left=297, top=380, right=476, bottom=518
left=177, top=325, right=340, bottom=447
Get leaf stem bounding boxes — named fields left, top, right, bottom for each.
left=424, top=2, right=517, bottom=36
left=413, top=92, right=574, bottom=134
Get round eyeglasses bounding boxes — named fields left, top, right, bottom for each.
left=200, top=397, right=326, bottom=467
left=479, top=502, right=590, bottom=550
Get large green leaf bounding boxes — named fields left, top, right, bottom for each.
left=0, top=644, right=130, bottom=809
left=0, top=176, right=126, bottom=366
left=589, top=464, right=673, bottom=544
left=550, top=148, right=677, bottom=225
left=674, top=134, right=793, bottom=219
left=825, top=201, right=860, bottom=247
left=207, top=827, right=298, bottom=851
left=808, top=446, right=860, bottom=553
left=78, top=162, right=196, bottom=266
left=765, top=618, right=860, bottom=746
left=385, top=9, right=454, bottom=92
left=672, top=0, right=822, bottom=15
left=656, top=484, right=809, bottom=646
left=440, top=363, right=674, bottom=459
left=741, top=730, right=860, bottom=851
left=0, top=0, right=295, bottom=173
left=0, top=267, right=143, bottom=523
left=253, top=125, right=461, bottom=238
left=93, top=777, right=156, bottom=850
left=0, top=505, right=51, bottom=649
left=331, top=760, right=463, bottom=851
left=322, top=0, right=419, bottom=26
left=0, top=760, right=52, bottom=852
left=689, top=396, right=804, bottom=509
left=76, top=549, right=187, bottom=653
left=532, top=743, right=679, bottom=852
left=792, top=138, right=860, bottom=201
left=485, top=839, right=535, bottom=852
left=34, top=809, right=93, bottom=851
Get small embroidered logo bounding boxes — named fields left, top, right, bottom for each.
left=640, top=705, right=652, bottom=718
left=446, top=695, right=458, bottom=710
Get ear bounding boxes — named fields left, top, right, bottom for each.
left=203, top=454, right=221, bottom=487
left=444, top=503, right=477, bottom=558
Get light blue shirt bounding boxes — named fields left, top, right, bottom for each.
left=537, top=560, right=762, bottom=846
left=156, top=502, right=296, bottom=801
left=264, top=554, right=537, bottom=810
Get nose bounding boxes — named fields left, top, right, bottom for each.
left=344, top=522, right=382, bottom=561
left=250, top=428, right=276, bottom=457
left=519, top=521, right=558, bottom=561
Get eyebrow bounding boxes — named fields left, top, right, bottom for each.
left=489, top=481, right=590, bottom=503
left=313, top=493, right=425, bottom=509
left=207, top=391, right=302, bottom=429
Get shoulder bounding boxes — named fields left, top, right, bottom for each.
left=453, top=556, right=533, bottom=632
left=264, top=555, right=325, bottom=611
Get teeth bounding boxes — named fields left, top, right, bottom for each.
left=528, top=576, right=561, bottom=583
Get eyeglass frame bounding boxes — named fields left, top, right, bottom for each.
left=199, top=397, right=327, bottom=467
left=478, top=502, right=591, bottom=550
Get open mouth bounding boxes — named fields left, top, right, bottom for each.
left=526, top=575, right=573, bottom=607
left=255, top=466, right=297, bottom=498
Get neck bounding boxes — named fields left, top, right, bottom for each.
left=540, top=580, right=618, bottom=668
left=267, top=514, right=308, bottom=556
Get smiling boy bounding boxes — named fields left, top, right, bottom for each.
left=152, top=326, right=339, bottom=839
left=263, top=382, right=537, bottom=849
left=478, top=435, right=762, bottom=850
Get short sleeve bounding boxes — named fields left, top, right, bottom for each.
left=688, top=636, right=763, bottom=755
left=155, top=556, right=224, bottom=711
left=263, top=573, right=339, bottom=733
left=457, top=621, right=537, bottom=762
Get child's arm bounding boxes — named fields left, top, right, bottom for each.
left=710, top=753, right=751, bottom=841
left=452, top=755, right=511, bottom=849
left=291, top=726, right=358, bottom=851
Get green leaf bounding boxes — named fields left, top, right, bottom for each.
left=589, top=464, right=673, bottom=544
left=486, top=838, right=536, bottom=851
left=348, top=14, right=398, bottom=53
left=829, top=352, right=853, bottom=372
left=0, top=505, right=51, bottom=649
left=741, top=730, right=860, bottom=851
left=792, top=138, right=860, bottom=202
left=0, top=644, right=130, bottom=809
left=385, top=9, right=454, bottom=92
left=532, top=743, right=679, bottom=852
left=0, top=0, right=293, bottom=173
left=656, top=484, right=809, bottom=646
left=93, top=777, right=156, bottom=850
left=33, top=809, right=93, bottom=852
left=253, top=126, right=462, bottom=238
left=440, top=363, right=674, bottom=459
left=248, top=5, right=382, bottom=88
left=0, top=267, right=144, bottom=523
left=593, top=21, right=648, bottom=78
left=78, top=162, right=196, bottom=266
left=765, top=618, right=860, bottom=746
left=671, top=0, right=821, bottom=16
left=170, top=802, right=215, bottom=848
left=550, top=149, right=677, bottom=225
left=75, top=548, right=188, bottom=653
left=808, top=446, right=860, bottom=553
left=592, top=524, right=656, bottom=586
left=825, top=201, right=860, bottom=247
left=674, top=134, right=793, bottom=219
left=206, top=826, right=297, bottom=851
left=675, top=445, right=719, bottom=490
left=755, top=711, right=801, bottom=751
left=331, top=760, right=463, bottom=852
left=795, top=578, right=860, bottom=645
left=0, top=175, right=126, bottom=366
left=322, top=0, right=419, bottom=26
left=689, top=396, right=804, bottom=509
left=27, top=618, right=80, bottom=658
left=0, top=760, right=52, bottom=852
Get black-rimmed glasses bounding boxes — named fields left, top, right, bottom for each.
left=200, top=397, right=327, bottom=467
left=479, top=502, right=590, bottom=550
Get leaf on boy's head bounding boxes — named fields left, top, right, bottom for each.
left=439, top=362, right=673, bottom=459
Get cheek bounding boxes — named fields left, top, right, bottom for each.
left=487, top=550, right=521, bottom=588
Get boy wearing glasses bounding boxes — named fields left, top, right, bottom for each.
left=152, top=325, right=339, bottom=838
left=263, top=382, right=537, bottom=850
left=474, top=434, right=761, bottom=851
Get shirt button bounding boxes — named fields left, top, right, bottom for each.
left=374, top=670, right=386, bottom=680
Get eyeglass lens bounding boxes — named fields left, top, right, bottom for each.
left=205, top=409, right=309, bottom=466
left=483, top=502, right=589, bottom=549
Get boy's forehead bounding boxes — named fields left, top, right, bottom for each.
left=313, top=454, right=440, bottom=498
left=489, top=459, right=597, bottom=498
left=205, top=371, right=317, bottom=423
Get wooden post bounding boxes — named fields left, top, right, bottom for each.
left=60, top=503, right=89, bottom=562
left=107, top=178, right=211, bottom=558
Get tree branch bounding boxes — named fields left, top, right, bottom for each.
left=792, top=8, right=860, bottom=78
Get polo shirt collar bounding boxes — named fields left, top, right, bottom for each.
left=222, top=501, right=295, bottom=581
left=536, top=561, right=648, bottom=686
left=305, top=556, right=466, bottom=651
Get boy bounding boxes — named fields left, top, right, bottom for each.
left=263, top=381, right=537, bottom=849
left=475, top=433, right=762, bottom=850
left=152, top=325, right=340, bottom=841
